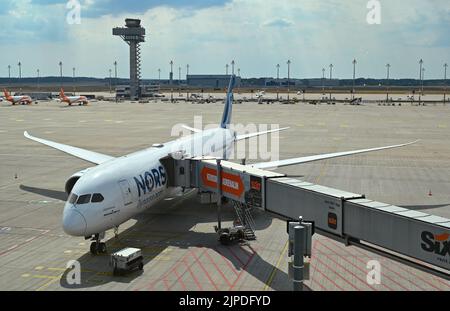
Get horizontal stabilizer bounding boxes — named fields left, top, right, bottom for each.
left=181, top=125, right=202, bottom=133
left=236, top=127, right=290, bottom=141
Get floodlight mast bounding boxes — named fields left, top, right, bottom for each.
left=113, top=19, right=146, bottom=100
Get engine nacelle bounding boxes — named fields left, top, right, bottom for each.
left=65, top=168, right=92, bottom=194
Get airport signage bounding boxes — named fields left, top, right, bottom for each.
left=201, top=167, right=244, bottom=198
left=421, top=231, right=450, bottom=258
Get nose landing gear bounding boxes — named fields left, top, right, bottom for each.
left=89, top=232, right=107, bottom=255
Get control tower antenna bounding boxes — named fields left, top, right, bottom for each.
left=113, top=18, right=146, bottom=100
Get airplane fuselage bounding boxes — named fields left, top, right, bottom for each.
left=7, top=95, right=32, bottom=105
left=61, top=96, right=88, bottom=105
left=63, top=127, right=235, bottom=237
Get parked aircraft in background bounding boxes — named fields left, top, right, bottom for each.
left=3, top=90, right=32, bottom=105
left=59, top=88, right=88, bottom=106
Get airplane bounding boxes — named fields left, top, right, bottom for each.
left=3, top=89, right=32, bottom=105
left=59, top=88, right=88, bottom=106
left=24, top=75, right=417, bottom=255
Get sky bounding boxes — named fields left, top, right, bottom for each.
left=0, top=0, right=449, bottom=79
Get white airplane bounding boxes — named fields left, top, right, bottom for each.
left=24, top=75, right=417, bottom=255
left=3, top=89, right=32, bottom=105
left=59, top=88, right=88, bottom=106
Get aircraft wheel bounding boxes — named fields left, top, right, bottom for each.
left=90, top=242, right=98, bottom=255
left=219, top=232, right=231, bottom=245
left=99, top=242, right=107, bottom=254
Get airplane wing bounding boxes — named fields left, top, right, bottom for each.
left=181, top=125, right=202, bottom=133
left=24, top=131, right=115, bottom=165
left=236, top=127, right=290, bottom=141
left=251, top=141, right=418, bottom=170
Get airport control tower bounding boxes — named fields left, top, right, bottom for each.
left=113, top=19, right=146, bottom=100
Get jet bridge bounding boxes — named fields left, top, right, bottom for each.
left=161, top=156, right=450, bottom=278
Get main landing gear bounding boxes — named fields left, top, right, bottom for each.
left=89, top=233, right=107, bottom=255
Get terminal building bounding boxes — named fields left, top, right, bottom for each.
left=187, top=75, right=242, bottom=88
left=116, top=84, right=160, bottom=98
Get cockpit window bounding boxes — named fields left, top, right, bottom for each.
left=68, top=193, right=78, bottom=204
left=91, top=193, right=104, bottom=203
left=77, top=194, right=91, bottom=205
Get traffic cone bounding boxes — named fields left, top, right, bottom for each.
left=428, top=190, right=432, bottom=196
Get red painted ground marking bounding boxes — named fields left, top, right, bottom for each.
left=172, top=268, right=187, bottom=291
left=183, top=257, right=203, bottom=291
left=229, top=250, right=256, bottom=290
left=215, top=248, right=240, bottom=276
left=146, top=247, right=208, bottom=291
left=306, top=264, right=328, bottom=291
left=204, top=249, right=232, bottom=287
left=343, top=241, right=450, bottom=291
left=163, top=279, right=170, bottom=291
left=190, top=248, right=219, bottom=291
left=313, top=253, right=360, bottom=291
left=315, top=240, right=375, bottom=291
left=321, top=238, right=409, bottom=291
left=344, top=241, right=435, bottom=291
left=318, top=239, right=396, bottom=291
left=309, top=262, right=344, bottom=291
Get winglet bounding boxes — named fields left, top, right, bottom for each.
left=220, top=75, right=236, bottom=129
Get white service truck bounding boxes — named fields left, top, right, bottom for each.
left=110, top=248, right=144, bottom=276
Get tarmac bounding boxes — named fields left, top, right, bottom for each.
left=0, top=97, right=449, bottom=291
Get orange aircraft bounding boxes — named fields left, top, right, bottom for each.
left=3, top=89, right=32, bottom=105
left=59, top=88, right=88, bottom=106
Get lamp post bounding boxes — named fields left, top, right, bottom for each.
left=386, top=63, right=391, bottom=102
left=18, top=62, right=22, bottom=80
left=329, top=64, right=334, bottom=102
left=352, top=59, right=357, bottom=100
left=186, top=64, right=190, bottom=100
left=418, top=59, right=423, bottom=104
left=37, top=69, right=40, bottom=91
left=109, top=69, right=112, bottom=93
left=113, top=61, right=118, bottom=86
left=276, top=64, right=280, bottom=101
left=444, top=63, right=448, bottom=105
left=287, top=60, right=291, bottom=102
left=72, top=67, right=76, bottom=94
left=170, top=60, right=174, bottom=102
left=8, top=65, right=11, bottom=80
left=322, top=68, right=325, bottom=95
left=59, top=61, right=63, bottom=89
left=226, top=64, right=229, bottom=75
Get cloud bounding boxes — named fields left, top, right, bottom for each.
left=0, top=0, right=448, bottom=79
left=263, top=18, right=294, bottom=28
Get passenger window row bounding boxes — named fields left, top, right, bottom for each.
left=68, top=193, right=105, bottom=205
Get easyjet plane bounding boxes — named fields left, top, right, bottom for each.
left=59, top=88, right=88, bottom=106
left=3, top=89, right=32, bottom=105
left=24, top=75, right=417, bottom=255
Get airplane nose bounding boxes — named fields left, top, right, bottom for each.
left=62, top=209, right=87, bottom=236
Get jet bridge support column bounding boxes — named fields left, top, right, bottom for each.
left=288, top=218, right=313, bottom=291
left=293, top=225, right=305, bottom=291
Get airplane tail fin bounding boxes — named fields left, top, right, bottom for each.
left=4, top=89, right=9, bottom=98
left=220, top=75, right=236, bottom=129
left=59, top=88, right=65, bottom=98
